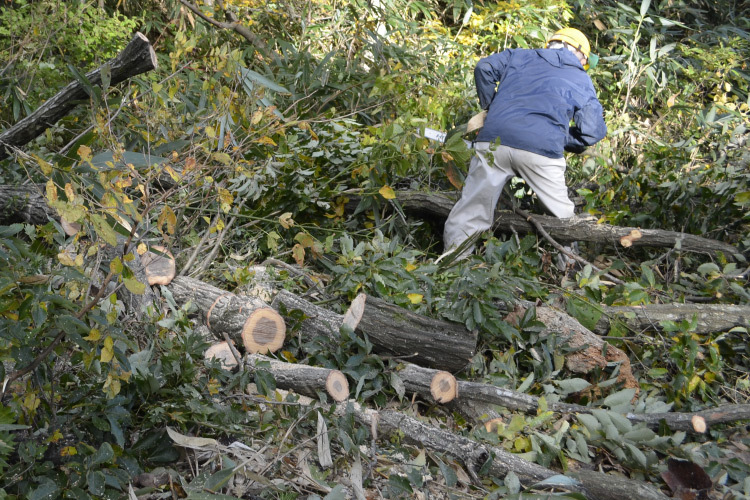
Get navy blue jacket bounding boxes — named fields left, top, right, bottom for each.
left=474, top=48, right=607, bottom=158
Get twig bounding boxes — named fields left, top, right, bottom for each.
left=221, top=332, right=244, bottom=368
left=179, top=0, right=278, bottom=63
left=262, top=258, right=329, bottom=298
left=506, top=206, right=625, bottom=285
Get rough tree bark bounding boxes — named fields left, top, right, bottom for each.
left=342, top=293, right=477, bottom=372
left=380, top=190, right=739, bottom=256
left=0, top=185, right=49, bottom=225
left=532, top=305, right=639, bottom=391
left=168, top=276, right=286, bottom=354
left=0, top=32, right=158, bottom=161
left=337, top=401, right=669, bottom=500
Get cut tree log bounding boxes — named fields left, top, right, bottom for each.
left=245, top=353, right=349, bottom=402
left=0, top=32, right=158, bottom=161
left=380, top=190, right=739, bottom=256
left=0, top=185, right=50, bottom=225
left=271, top=288, right=345, bottom=341
left=594, top=303, right=750, bottom=335
left=398, top=364, right=458, bottom=404
left=168, top=276, right=286, bottom=354
left=342, top=293, right=477, bottom=372
left=140, top=246, right=176, bottom=286
left=399, top=362, right=750, bottom=433
left=337, top=401, right=669, bottom=500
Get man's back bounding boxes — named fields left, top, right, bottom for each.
left=475, top=48, right=606, bottom=158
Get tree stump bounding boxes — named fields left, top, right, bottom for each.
left=204, top=341, right=238, bottom=370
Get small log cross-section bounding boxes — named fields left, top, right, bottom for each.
left=140, top=246, right=176, bottom=286
left=399, top=364, right=458, bottom=404
left=342, top=294, right=477, bottom=372
left=204, top=341, right=238, bottom=370
left=245, top=354, right=349, bottom=402
left=0, top=32, right=158, bottom=161
left=168, top=276, right=286, bottom=354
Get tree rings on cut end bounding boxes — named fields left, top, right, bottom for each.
left=204, top=341, right=238, bottom=370
left=430, top=370, right=458, bottom=404
left=141, top=245, right=176, bottom=286
left=326, top=370, right=349, bottom=402
left=242, top=308, right=286, bottom=354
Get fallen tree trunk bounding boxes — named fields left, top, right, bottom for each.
left=595, top=303, right=750, bottom=335
left=168, top=276, right=286, bottom=355
left=534, top=305, right=639, bottom=391
left=0, top=32, right=158, bottom=161
left=383, top=190, right=739, bottom=256
left=245, top=353, right=349, bottom=402
left=399, top=362, right=750, bottom=433
left=337, top=401, right=669, bottom=500
left=342, top=293, right=477, bottom=372
left=271, top=288, right=345, bottom=341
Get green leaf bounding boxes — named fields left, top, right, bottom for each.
left=204, top=467, right=237, bottom=492
left=87, top=470, right=106, bottom=496
left=603, top=388, right=637, bottom=408
left=124, top=277, right=146, bottom=295
left=505, top=471, right=521, bottom=494
left=90, top=214, right=119, bottom=246
left=28, top=479, right=60, bottom=500
left=640, top=0, right=651, bottom=17
left=565, top=297, right=601, bottom=332
left=555, top=378, right=592, bottom=395
left=90, top=442, right=114, bottom=466
left=239, top=66, right=289, bottom=94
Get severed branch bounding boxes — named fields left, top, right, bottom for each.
left=594, top=303, right=750, bottom=335
left=0, top=33, right=157, bottom=161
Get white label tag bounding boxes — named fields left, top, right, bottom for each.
left=423, top=127, right=447, bottom=143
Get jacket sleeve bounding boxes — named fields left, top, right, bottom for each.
left=474, top=51, right=511, bottom=110
left=565, top=93, right=607, bottom=154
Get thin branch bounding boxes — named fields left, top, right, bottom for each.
left=506, top=205, right=625, bottom=285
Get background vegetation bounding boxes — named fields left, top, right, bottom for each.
left=0, top=0, right=748, bottom=498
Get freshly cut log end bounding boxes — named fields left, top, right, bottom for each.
left=242, top=308, right=286, bottom=354
left=691, top=415, right=707, bottom=433
left=325, top=370, right=349, bottom=402
left=140, top=245, right=176, bottom=286
left=430, top=371, right=458, bottom=404
left=341, top=293, right=366, bottom=330
left=204, top=341, right=238, bottom=370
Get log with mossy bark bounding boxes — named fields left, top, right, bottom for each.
left=168, top=276, right=286, bottom=354
left=357, top=190, right=739, bottom=257
left=0, top=32, right=158, bottom=161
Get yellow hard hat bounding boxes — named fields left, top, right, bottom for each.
left=547, top=28, right=591, bottom=60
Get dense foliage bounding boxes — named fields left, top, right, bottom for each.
left=0, top=0, right=748, bottom=498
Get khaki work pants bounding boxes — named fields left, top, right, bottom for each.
left=443, top=143, right=575, bottom=256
